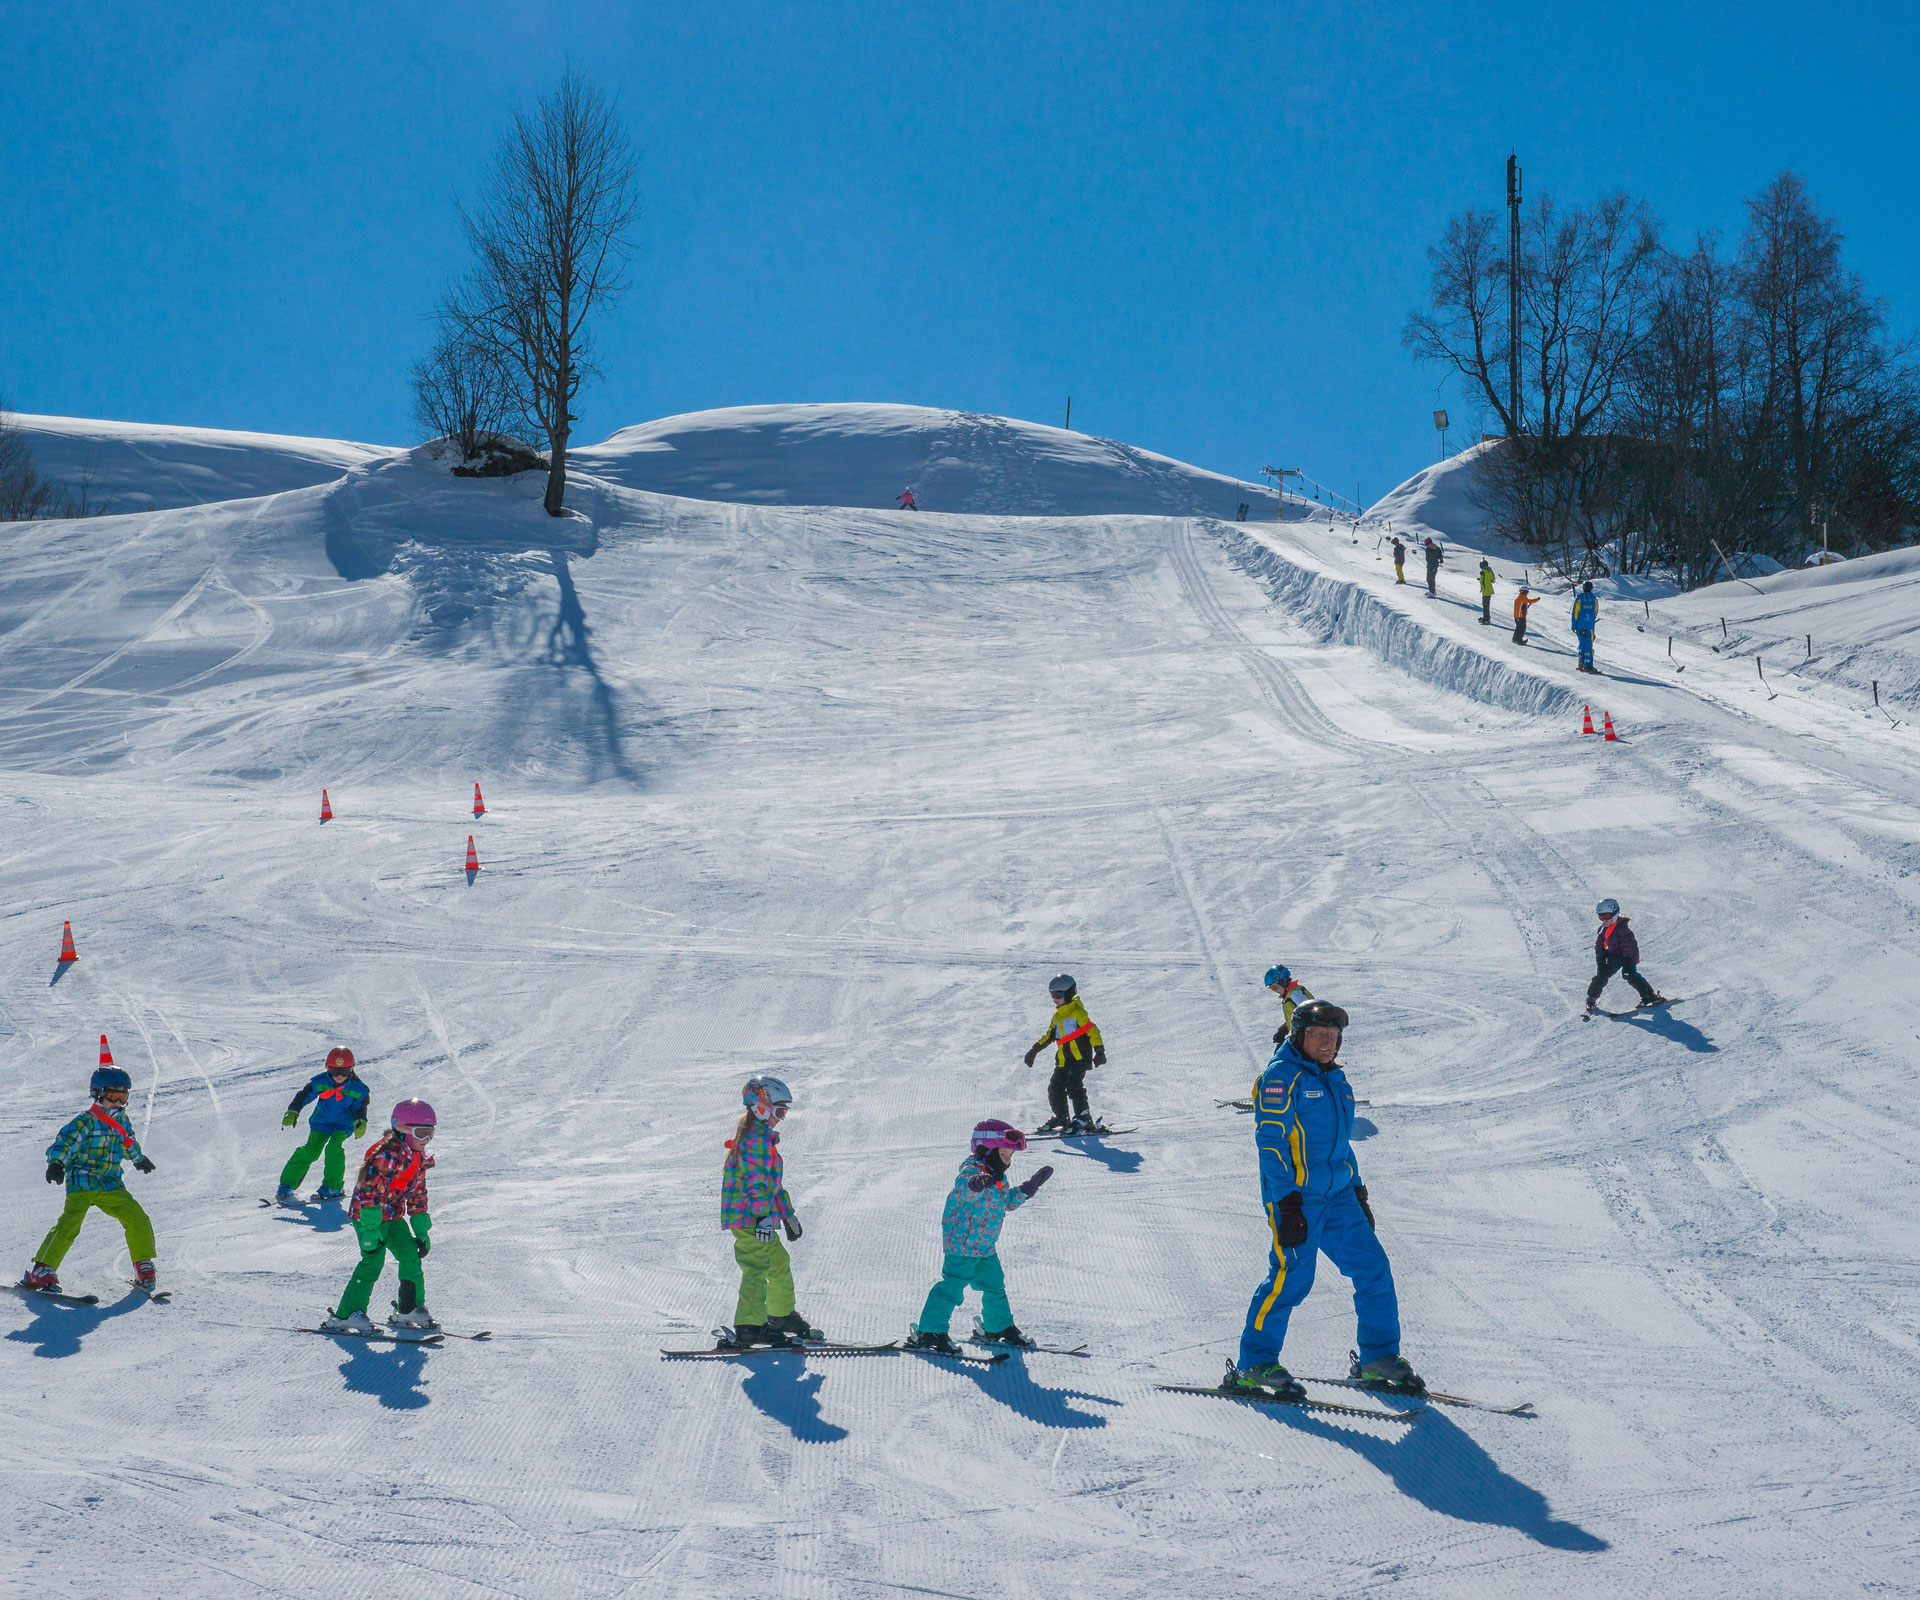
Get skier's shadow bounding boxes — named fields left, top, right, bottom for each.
left=265, top=1205, right=350, bottom=1235
left=336, top=1339, right=431, bottom=1410
left=1617, top=1010, right=1716, bottom=1054
left=1055, top=1139, right=1143, bottom=1175
left=3, top=1294, right=143, bottom=1359
left=1351, top=1117, right=1378, bottom=1142
left=933, top=1352, right=1116, bottom=1430
left=734, top=1352, right=849, bottom=1443
left=1290, top=1406, right=1606, bottom=1551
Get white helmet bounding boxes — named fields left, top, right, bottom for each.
left=1596, top=898, right=1620, bottom=918
left=742, top=1075, right=793, bottom=1123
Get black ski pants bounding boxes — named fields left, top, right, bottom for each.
left=1481, top=593, right=1493, bottom=623
left=1588, top=958, right=1657, bottom=1006
left=1047, top=1062, right=1091, bottom=1120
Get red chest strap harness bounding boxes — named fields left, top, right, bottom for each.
left=90, top=1104, right=136, bottom=1152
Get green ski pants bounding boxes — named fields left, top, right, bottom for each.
left=917, top=1250, right=1012, bottom=1336
left=280, top=1128, right=350, bottom=1192
left=336, top=1216, right=424, bottom=1317
left=36, top=1187, right=156, bottom=1268
left=731, top=1230, right=795, bottom=1326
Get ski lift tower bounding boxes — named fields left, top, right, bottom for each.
left=1263, top=465, right=1297, bottom=522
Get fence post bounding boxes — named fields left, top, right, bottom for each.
left=1721, top=617, right=1728, bottom=638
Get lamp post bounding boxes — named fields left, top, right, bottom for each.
left=1433, top=409, right=1449, bottom=461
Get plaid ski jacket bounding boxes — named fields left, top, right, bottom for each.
left=46, top=1105, right=146, bottom=1192
left=720, top=1116, right=795, bottom=1232
left=349, top=1131, right=432, bottom=1222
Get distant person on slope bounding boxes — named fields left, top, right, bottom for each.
left=714, top=1076, right=818, bottom=1350
left=18, top=1062, right=159, bottom=1298
left=905, top=1120, right=1053, bottom=1354
left=897, top=487, right=918, bottom=511
left=1572, top=581, right=1599, bottom=673
left=1233, top=1001, right=1422, bottom=1398
left=1391, top=536, right=1407, bottom=584
left=1585, top=899, right=1666, bottom=1015
left=319, top=1101, right=439, bottom=1336
left=275, top=1045, right=370, bottom=1205
left=1023, top=973, right=1106, bottom=1135
left=1478, top=559, right=1496, bottom=625
left=1512, top=584, right=1539, bottom=644
left=1423, top=537, right=1444, bottom=596
left=1264, top=964, right=1315, bottom=1046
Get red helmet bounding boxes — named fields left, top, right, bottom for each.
left=325, top=1046, right=356, bottom=1073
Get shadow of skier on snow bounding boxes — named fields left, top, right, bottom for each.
left=930, top=1351, right=1116, bottom=1429
left=1614, top=1009, right=1716, bottom=1054
left=734, top=1351, right=850, bottom=1443
left=1288, top=1406, right=1606, bottom=1551
left=335, top=1337, right=432, bottom=1410
left=1054, top=1139, right=1143, bottom=1175
left=3, top=1292, right=144, bottom=1359
left=1350, top=1117, right=1378, bottom=1142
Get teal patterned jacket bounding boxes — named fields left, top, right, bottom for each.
left=47, top=1106, right=147, bottom=1192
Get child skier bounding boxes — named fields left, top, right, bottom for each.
left=1586, top=899, right=1666, bottom=1014
left=1512, top=584, right=1540, bottom=643
left=20, top=1061, right=159, bottom=1295
left=897, top=487, right=918, bottom=510
left=1263, top=964, right=1315, bottom=1045
left=905, top=1120, right=1053, bottom=1353
left=718, top=1075, right=816, bottom=1349
left=1391, top=536, right=1406, bottom=584
left=318, top=1100, right=438, bottom=1335
left=276, top=1045, right=371, bottom=1203
left=1478, top=559, right=1496, bottom=624
left=1022, top=973, right=1106, bottom=1134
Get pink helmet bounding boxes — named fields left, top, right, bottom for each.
left=971, top=1118, right=1026, bottom=1154
left=390, top=1099, right=437, bottom=1131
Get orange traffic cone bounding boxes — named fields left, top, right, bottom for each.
left=320, top=789, right=333, bottom=822
left=1581, top=705, right=1596, bottom=735
left=59, top=921, right=79, bottom=963
left=473, top=782, right=485, bottom=818
left=99, top=1033, right=114, bottom=1068
left=465, top=835, right=480, bottom=873
left=1602, top=712, right=1619, bottom=741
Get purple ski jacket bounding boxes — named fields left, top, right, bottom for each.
left=1595, top=916, right=1641, bottom=966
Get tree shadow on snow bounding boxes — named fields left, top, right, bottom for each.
left=1615, top=1010, right=1716, bottom=1054
left=336, top=1338, right=431, bottom=1410
left=1293, top=1406, right=1606, bottom=1551
left=3, top=1292, right=144, bottom=1358
left=1055, top=1139, right=1143, bottom=1175
left=930, top=1351, right=1116, bottom=1429
left=543, top=549, right=641, bottom=786
left=735, top=1352, right=850, bottom=1443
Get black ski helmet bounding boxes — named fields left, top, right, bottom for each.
left=1048, top=973, right=1077, bottom=1002
left=90, top=1065, right=132, bottom=1099
left=1288, top=998, right=1350, bottom=1054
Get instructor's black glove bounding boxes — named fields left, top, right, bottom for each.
left=1276, top=1192, right=1308, bottom=1248
left=1353, top=1184, right=1376, bottom=1230
left=784, top=1214, right=803, bottom=1241
left=1091, top=1045, right=1106, bottom=1067
left=134, top=1158, right=156, bottom=1174
left=1017, top=1165, right=1054, bottom=1198
left=45, top=1161, right=64, bottom=1185
left=1022, top=1047, right=1039, bottom=1068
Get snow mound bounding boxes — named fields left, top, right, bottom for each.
left=1366, top=439, right=1500, bottom=544
left=570, top=402, right=1274, bottom=518
left=7, top=413, right=394, bottom=513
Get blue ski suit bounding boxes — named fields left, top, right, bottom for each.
left=1572, top=590, right=1598, bottom=668
left=1238, top=1040, right=1401, bottom=1369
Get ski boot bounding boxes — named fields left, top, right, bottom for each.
left=314, top=1186, right=344, bottom=1202
left=1067, top=1112, right=1096, bottom=1135
left=719, top=1323, right=792, bottom=1350
left=1351, top=1350, right=1426, bottom=1394
left=274, top=1184, right=300, bottom=1205
left=1034, top=1114, right=1069, bottom=1135
left=388, top=1279, right=437, bottom=1332
left=133, top=1260, right=159, bottom=1294
left=904, top=1330, right=961, bottom=1355
left=766, top=1311, right=823, bottom=1343
left=1636, top=994, right=1669, bottom=1010
left=319, top=1311, right=376, bottom=1336
left=20, top=1263, right=60, bottom=1293
left=972, top=1321, right=1036, bottom=1349
left=1227, top=1360, right=1306, bottom=1400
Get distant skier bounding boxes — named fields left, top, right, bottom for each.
left=1478, top=559, right=1496, bottom=625
left=1391, top=536, right=1407, bottom=584
left=905, top=1120, right=1052, bottom=1354
left=1023, top=973, right=1106, bottom=1134
left=276, top=1045, right=370, bottom=1204
left=1512, top=584, right=1539, bottom=644
left=1263, top=964, right=1315, bottom=1046
left=715, top=1076, right=816, bottom=1349
left=897, top=487, right=918, bottom=511
left=1234, top=1000, right=1421, bottom=1397
left=1572, top=581, right=1598, bottom=673
left=318, top=1100, right=438, bottom=1336
left=1422, top=537, right=1444, bottom=596
left=1236, top=502, right=1250, bottom=522
left=1585, top=899, right=1666, bottom=1015
left=19, top=1061, right=159, bottom=1296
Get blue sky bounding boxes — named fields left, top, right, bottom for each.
left=3, top=0, right=1916, bottom=503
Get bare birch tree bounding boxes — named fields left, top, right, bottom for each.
left=411, top=327, right=517, bottom=463
left=447, top=72, right=638, bottom=516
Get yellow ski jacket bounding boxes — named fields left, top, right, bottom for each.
left=1031, top=998, right=1103, bottom=1069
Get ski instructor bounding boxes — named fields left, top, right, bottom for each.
left=1234, top=1000, right=1423, bottom=1397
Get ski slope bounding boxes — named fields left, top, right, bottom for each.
left=4, top=415, right=1920, bottom=1599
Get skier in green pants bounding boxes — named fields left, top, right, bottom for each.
left=717, top=1075, right=816, bottom=1349
left=19, top=1059, right=160, bottom=1296
left=276, top=1046, right=370, bottom=1204
left=319, top=1099, right=439, bottom=1335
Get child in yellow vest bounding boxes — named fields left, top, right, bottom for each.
left=1022, top=974, right=1106, bottom=1134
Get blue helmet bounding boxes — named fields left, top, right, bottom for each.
left=90, top=1065, right=132, bottom=1098
left=1264, top=965, right=1291, bottom=990
left=1595, top=898, right=1620, bottom=918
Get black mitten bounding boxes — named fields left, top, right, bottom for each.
left=45, top=1161, right=64, bottom=1185
left=1276, top=1192, right=1308, bottom=1248
left=1353, top=1185, right=1376, bottom=1230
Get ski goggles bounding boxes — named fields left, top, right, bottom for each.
left=398, top=1124, right=435, bottom=1142
left=97, top=1090, right=130, bottom=1108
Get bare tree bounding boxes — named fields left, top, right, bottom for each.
left=1, top=400, right=61, bottom=522
left=446, top=72, right=638, bottom=516
left=1403, top=209, right=1517, bottom=435
left=411, top=327, right=517, bottom=462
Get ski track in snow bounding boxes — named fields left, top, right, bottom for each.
left=2, top=435, right=1919, bottom=1597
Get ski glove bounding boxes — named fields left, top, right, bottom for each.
left=353, top=1119, right=367, bottom=1139
left=784, top=1214, right=803, bottom=1242
left=354, top=1209, right=387, bottom=1254
left=1276, top=1192, right=1308, bottom=1248
left=45, top=1161, right=64, bottom=1185
left=134, top=1157, right=156, bottom=1174
left=754, top=1216, right=780, bottom=1243
left=413, top=1234, right=430, bottom=1259
left=281, top=1109, right=299, bottom=1128
left=1017, top=1165, right=1055, bottom=1199
left=1353, top=1185, right=1376, bottom=1230
left=1091, top=1045, right=1107, bottom=1067
left=1022, top=1047, right=1040, bottom=1068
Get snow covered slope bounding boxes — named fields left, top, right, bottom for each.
left=8, top=413, right=393, bottom=513
left=4, top=423, right=1920, bottom=1599
left=570, top=402, right=1277, bottom=517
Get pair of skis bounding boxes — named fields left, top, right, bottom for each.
left=1584, top=994, right=1686, bottom=1021
left=1158, top=1360, right=1533, bottom=1421
left=1028, top=1122, right=1136, bottom=1140
left=5, top=1281, right=170, bottom=1307
left=662, top=1324, right=1087, bottom=1364
left=294, top=1325, right=492, bottom=1345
